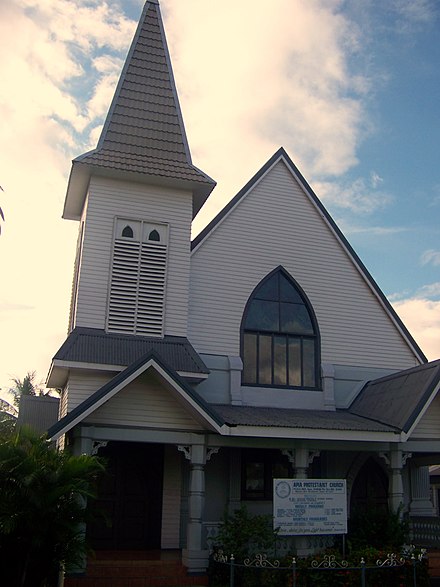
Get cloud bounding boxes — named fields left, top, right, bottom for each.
left=163, top=0, right=372, bottom=210
left=390, top=281, right=440, bottom=360
left=339, top=223, right=409, bottom=236
left=0, top=301, right=34, bottom=313
left=421, top=250, right=440, bottom=267
left=392, top=297, right=440, bottom=361
left=314, top=177, right=392, bottom=214
left=392, top=0, right=437, bottom=27
left=0, top=0, right=138, bottom=392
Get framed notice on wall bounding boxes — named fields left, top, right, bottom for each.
left=273, top=479, right=347, bottom=536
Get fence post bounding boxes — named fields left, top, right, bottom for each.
left=229, top=554, right=235, bottom=587
left=292, top=557, right=296, bottom=587
left=360, top=557, right=366, bottom=587
left=412, top=554, right=417, bottom=587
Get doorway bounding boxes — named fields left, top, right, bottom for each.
left=350, top=456, right=388, bottom=514
left=88, top=442, right=164, bottom=550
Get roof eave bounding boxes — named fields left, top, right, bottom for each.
left=63, top=159, right=215, bottom=221
left=47, top=358, right=209, bottom=389
left=226, top=424, right=401, bottom=442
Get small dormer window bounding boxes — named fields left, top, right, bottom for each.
left=122, top=225, right=134, bottom=238
left=148, top=229, right=160, bottom=242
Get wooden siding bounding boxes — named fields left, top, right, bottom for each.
left=411, top=394, right=440, bottom=439
left=67, top=370, right=204, bottom=431
left=73, top=177, right=192, bottom=337
left=189, top=161, right=419, bottom=370
left=161, top=445, right=182, bottom=548
left=66, top=371, right=112, bottom=412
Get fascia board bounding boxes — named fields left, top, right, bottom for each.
left=278, top=154, right=427, bottom=364
left=49, top=358, right=157, bottom=441
left=404, top=378, right=440, bottom=438
left=225, top=425, right=401, bottom=443
left=48, top=357, right=224, bottom=441
left=191, top=153, right=280, bottom=254
left=150, top=362, right=225, bottom=432
left=48, top=360, right=208, bottom=386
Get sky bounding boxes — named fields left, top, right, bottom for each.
left=0, top=0, right=439, bottom=400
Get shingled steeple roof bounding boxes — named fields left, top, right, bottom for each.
left=64, top=0, right=215, bottom=220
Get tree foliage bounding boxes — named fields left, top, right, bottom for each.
left=9, top=371, right=46, bottom=407
left=0, top=427, right=105, bottom=586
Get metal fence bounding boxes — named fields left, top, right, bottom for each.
left=410, top=516, right=440, bottom=548
left=212, top=550, right=427, bottom=587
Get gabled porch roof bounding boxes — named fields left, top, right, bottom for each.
left=47, top=350, right=226, bottom=441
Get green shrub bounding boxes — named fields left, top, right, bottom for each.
left=0, top=427, right=104, bottom=587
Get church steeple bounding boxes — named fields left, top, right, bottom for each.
left=63, top=0, right=215, bottom=221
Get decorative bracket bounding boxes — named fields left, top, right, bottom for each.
left=308, top=450, right=320, bottom=465
left=207, top=447, right=220, bottom=461
left=177, top=445, right=191, bottom=461
left=91, top=440, right=108, bottom=456
left=281, top=449, right=295, bottom=465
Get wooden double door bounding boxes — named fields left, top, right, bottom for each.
left=89, top=442, right=164, bottom=550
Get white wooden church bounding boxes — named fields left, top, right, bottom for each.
left=47, top=0, right=440, bottom=578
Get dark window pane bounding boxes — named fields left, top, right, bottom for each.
left=148, top=229, right=160, bottom=241
left=255, top=274, right=279, bottom=300
left=246, top=462, right=264, bottom=493
left=245, top=300, right=279, bottom=331
left=303, top=339, right=316, bottom=387
left=280, top=303, right=313, bottom=334
left=288, top=338, right=301, bottom=386
left=274, top=336, right=287, bottom=385
left=243, top=333, right=257, bottom=384
left=280, top=273, right=303, bottom=303
left=259, top=335, right=272, bottom=384
left=122, top=225, right=134, bottom=238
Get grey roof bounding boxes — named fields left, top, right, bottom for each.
left=191, top=148, right=427, bottom=364
left=48, top=350, right=224, bottom=440
left=17, top=395, right=60, bottom=433
left=349, top=359, right=440, bottom=433
left=52, top=327, right=209, bottom=375
left=211, top=404, right=399, bottom=433
left=64, top=1, right=215, bottom=219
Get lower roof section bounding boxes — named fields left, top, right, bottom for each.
left=211, top=404, right=398, bottom=433
left=47, top=327, right=209, bottom=387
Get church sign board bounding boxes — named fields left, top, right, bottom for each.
left=273, top=479, right=347, bottom=536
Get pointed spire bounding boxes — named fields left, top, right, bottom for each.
left=64, top=1, right=215, bottom=220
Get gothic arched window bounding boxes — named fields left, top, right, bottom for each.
left=122, top=225, right=134, bottom=238
left=241, top=267, right=320, bottom=388
left=148, top=229, right=160, bottom=242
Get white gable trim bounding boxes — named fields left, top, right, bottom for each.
left=49, top=357, right=226, bottom=441
left=405, top=378, right=440, bottom=439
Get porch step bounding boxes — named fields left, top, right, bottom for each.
left=64, top=551, right=208, bottom=587
left=429, top=550, right=440, bottom=577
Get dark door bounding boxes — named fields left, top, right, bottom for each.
left=350, top=457, right=388, bottom=514
left=88, top=442, right=164, bottom=550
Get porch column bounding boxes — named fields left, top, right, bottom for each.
left=389, top=448, right=404, bottom=513
left=294, top=448, right=309, bottom=557
left=409, top=465, right=435, bottom=517
left=295, top=447, right=310, bottom=478
left=181, top=440, right=209, bottom=574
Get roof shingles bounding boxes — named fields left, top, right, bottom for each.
left=53, top=327, right=209, bottom=376
left=77, top=1, right=214, bottom=189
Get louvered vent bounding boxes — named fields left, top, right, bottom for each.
left=107, top=220, right=168, bottom=336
